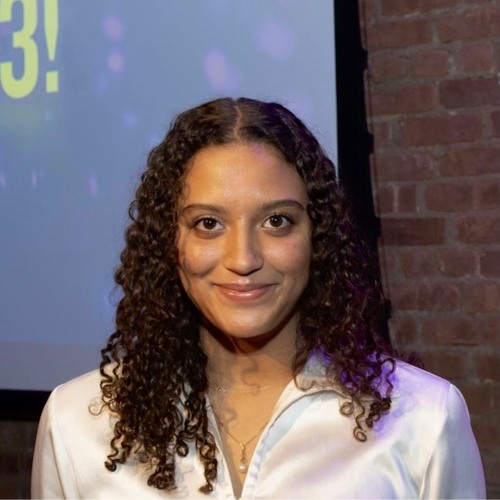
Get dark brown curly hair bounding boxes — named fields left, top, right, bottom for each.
left=99, top=97, right=395, bottom=493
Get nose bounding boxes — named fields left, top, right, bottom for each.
left=223, top=225, right=263, bottom=275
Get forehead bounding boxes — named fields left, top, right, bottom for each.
left=180, top=143, right=307, bottom=205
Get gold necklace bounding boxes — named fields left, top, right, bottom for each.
left=212, top=382, right=280, bottom=394
left=214, top=414, right=268, bottom=474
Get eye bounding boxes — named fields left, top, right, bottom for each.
left=194, top=217, right=223, bottom=232
left=263, top=214, right=292, bottom=229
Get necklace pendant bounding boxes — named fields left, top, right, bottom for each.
left=238, top=444, right=248, bottom=473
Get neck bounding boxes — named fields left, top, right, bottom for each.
left=201, top=321, right=298, bottom=391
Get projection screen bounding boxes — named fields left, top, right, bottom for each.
left=0, top=0, right=337, bottom=391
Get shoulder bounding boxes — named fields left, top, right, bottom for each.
left=387, top=362, right=485, bottom=497
left=37, top=368, right=116, bottom=469
left=54, top=368, right=102, bottom=395
left=378, top=362, right=479, bottom=474
left=391, top=360, right=461, bottom=401
left=386, top=360, right=471, bottom=431
left=49, top=369, right=102, bottom=413
left=391, top=360, right=453, bottom=399
left=42, top=368, right=111, bottom=439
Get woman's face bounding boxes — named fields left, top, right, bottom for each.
left=176, top=142, right=312, bottom=342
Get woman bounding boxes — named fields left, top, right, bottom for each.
left=32, top=97, right=485, bottom=499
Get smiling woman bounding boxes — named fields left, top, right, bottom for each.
left=177, top=143, right=311, bottom=344
left=31, top=97, right=485, bottom=499
left=176, top=143, right=313, bottom=493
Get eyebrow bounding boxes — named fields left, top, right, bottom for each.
left=180, top=199, right=306, bottom=215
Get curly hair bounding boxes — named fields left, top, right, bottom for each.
left=99, top=97, right=395, bottom=493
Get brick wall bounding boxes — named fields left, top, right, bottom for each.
left=359, top=0, right=500, bottom=496
left=0, top=421, right=37, bottom=498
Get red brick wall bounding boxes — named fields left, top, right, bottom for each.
left=359, top=0, right=500, bottom=496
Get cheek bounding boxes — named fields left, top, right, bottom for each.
left=177, top=239, right=220, bottom=281
left=266, top=237, right=312, bottom=275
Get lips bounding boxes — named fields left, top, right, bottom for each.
left=214, top=283, right=274, bottom=303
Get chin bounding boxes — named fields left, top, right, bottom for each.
left=205, top=316, right=297, bottom=344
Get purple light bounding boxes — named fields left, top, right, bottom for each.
left=107, top=51, right=124, bottom=73
left=254, top=18, right=294, bottom=60
left=102, top=15, right=125, bottom=41
left=203, top=48, right=240, bottom=92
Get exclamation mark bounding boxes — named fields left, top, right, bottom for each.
left=44, top=0, right=59, bottom=93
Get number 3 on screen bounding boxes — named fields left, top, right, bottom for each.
left=0, top=0, right=38, bottom=99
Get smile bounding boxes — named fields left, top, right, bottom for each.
left=214, top=283, right=274, bottom=303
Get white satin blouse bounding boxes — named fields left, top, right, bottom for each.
left=31, top=357, right=486, bottom=499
